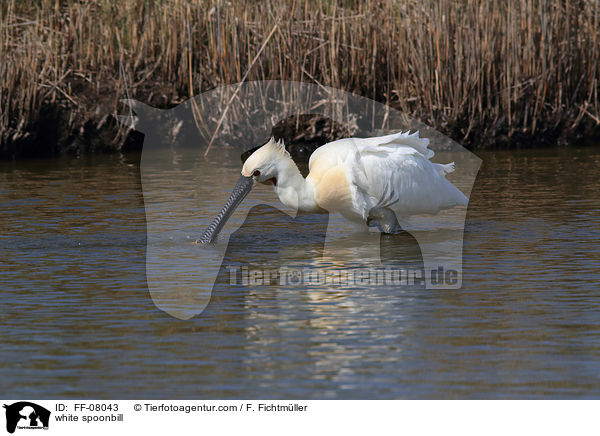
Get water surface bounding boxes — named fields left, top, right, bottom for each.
left=1, top=147, right=599, bottom=398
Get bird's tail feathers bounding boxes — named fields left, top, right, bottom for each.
left=437, top=162, right=455, bottom=175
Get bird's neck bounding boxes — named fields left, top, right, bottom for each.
left=273, top=157, right=319, bottom=212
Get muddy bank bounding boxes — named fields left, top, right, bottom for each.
left=2, top=79, right=599, bottom=161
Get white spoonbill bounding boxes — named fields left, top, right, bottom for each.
left=198, top=131, right=468, bottom=244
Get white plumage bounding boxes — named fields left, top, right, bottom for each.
left=241, top=130, right=467, bottom=230
left=305, top=131, right=467, bottom=223
left=199, top=130, right=469, bottom=243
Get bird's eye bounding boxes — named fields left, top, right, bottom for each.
left=253, top=170, right=261, bottom=177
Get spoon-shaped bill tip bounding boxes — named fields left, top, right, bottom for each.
left=197, top=174, right=255, bottom=245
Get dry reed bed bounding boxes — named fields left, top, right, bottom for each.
left=1, top=0, right=599, bottom=156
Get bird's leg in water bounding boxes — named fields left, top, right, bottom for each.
left=367, top=207, right=403, bottom=234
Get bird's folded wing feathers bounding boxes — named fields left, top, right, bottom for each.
left=310, top=130, right=440, bottom=219
left=346, top=146, right=420, bottom=218
left=349, top=144, right=454, bottom=217
left=357, top=130, right=434, bottom=159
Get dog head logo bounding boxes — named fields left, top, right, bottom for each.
left=119, top=80, right=481, bottom=320
left=3, top=402, right=50, bottom=433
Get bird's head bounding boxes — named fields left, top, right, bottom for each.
left=241, top=137, right=288, bottom=185
left=197, top=138, right=287, bottom=244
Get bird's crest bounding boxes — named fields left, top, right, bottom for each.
left=241, top=137, right=292, bottom=176
left=264, top=137, right=290, bottom=157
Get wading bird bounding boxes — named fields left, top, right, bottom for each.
left=198, top=131, right=468, bottom=244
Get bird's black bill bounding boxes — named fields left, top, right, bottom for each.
left=197, top=175, right=255, bottom=244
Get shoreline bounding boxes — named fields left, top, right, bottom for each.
left=2, top=101, right=599, bottom=162
left=2, top=88, right=599, bottom=161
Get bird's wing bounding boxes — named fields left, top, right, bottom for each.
left=308, top=130, right=431, bottom=172
left=309, top=131, right=465, bottom=219
left=354, top=130, right=434, bottom=159
left=347, top=146, right=420, bottom=217
left=348, top=144, right=465, bottom=218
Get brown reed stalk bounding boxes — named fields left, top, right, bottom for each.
left=0, top=0, right=599, bottom=156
